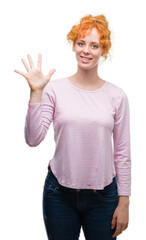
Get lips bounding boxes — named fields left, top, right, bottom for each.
left=80, top=56, right=92, bottom=63
left=80, top=56, right=92, bottom=60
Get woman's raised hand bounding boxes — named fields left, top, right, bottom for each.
left=14, top=54, right=56, bottom=92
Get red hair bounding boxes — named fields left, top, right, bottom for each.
left=66, top=14, right=112, bottom=61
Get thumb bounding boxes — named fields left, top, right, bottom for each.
left=46, top=69, right=56, bottom=82
left=111, top=216, right=117, bottom=229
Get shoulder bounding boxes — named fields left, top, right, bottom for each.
left=106, top=80, right=124, bottom=94
left=106, top=80, right=128, bottom=99
left=44, top=77, right=67, bottom=93
left=48, top=77, right=67, bottom=88
left=105, top=81, right=129, bottom=110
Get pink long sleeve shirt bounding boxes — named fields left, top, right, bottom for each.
left=25, top=77, right=131, bottom=196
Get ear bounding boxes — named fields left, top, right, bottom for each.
left=101, top=46, right=106, bottom=57
left=101, top=50, right=106, bottom=57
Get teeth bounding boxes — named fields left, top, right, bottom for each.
left=81, top=57, right=91, bottom=60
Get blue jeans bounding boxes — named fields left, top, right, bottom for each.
left=42, top=166, right=119, bottom=240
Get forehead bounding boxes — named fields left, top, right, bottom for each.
left=78, top=28, right=100, bottom=43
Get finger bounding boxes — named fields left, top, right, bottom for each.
left=45, top=69, right=56, bottom=81
left=111, top=216, right=116, bottom=229
left=21, top=58, right=30, bottom=72
left=37, top=53, right=42, bottom=70
left=14, top=69, right=27, bottom=78
left=121, top=224, right=126, bottom=231
left=27, top=54, right=34, bottom=68
left=50, top=69, right=56, bottom=77
left=112, top=224, right=122, bottom=238
left=112, top=229, right=123, bottom=238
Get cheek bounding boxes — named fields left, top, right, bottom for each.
left=93, top=52, right=102, bottom=59
left=75, top=51, right=82, bottom=59
left=75, top=47, right=82, bottom=54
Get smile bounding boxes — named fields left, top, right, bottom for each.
left=80, top=56, right=92, bottom=62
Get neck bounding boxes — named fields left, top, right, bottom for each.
left=73, top=64, right=101, bottom=85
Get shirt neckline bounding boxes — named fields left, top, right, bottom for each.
left=66, top=77, right=108, bottom=93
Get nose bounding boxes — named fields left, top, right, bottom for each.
left=83, top=45, right=90, bottom=55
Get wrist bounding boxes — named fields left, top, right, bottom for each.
left=29, top=90, right=43, bottom=104
left=118, top=196, right=130, bottom=206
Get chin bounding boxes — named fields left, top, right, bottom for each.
left=78, top=62, right=97, bottom=70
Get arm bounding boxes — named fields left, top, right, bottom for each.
left=29, top=89, right=43, bottom=104
left=119, top=196, right=130, bottom=206
left=113, top=89, right=131, bottom=198
left=111, top=91, right=131, bottom=237
left=24, top=82, right=55, bottom=147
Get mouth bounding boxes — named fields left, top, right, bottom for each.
left=80, top=56, right=92, bottom=62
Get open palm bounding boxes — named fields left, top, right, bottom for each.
left=14, top=54, right=56, bottom=92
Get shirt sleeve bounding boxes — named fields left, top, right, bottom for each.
left=24, top=81, right=55, bottom=147
left=113, top=89, right=131, bottom=196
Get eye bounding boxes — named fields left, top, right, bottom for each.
left=78, top=42, right=98, bottom=48
left=92, top=45, right=98, bottom=48
left=78, top=42, right=84, bottom=46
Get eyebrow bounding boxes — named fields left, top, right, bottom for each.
left=78, top=39, right=100, bottom=44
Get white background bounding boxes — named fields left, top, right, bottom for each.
left=0, top=0, right=145, bottom=239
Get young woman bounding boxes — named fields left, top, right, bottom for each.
left=14, top=14, right=131, bottom=240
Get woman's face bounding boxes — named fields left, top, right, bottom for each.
left=72, top=27, right=104, bottom=69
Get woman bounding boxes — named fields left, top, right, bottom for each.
left=14, top=14, right=131, bottom=240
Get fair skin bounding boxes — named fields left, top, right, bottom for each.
left=70, top=27, right=130, bottom=238
left=14, top=54, right=56, bottom=103
left=68, top=27, right=106, bottom=90
left=14, top=28, right=130, bottom=238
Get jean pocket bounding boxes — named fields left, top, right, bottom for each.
left=43, top=171, right=60, bottom=195
left=94, top=177, right=119, bottom=202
